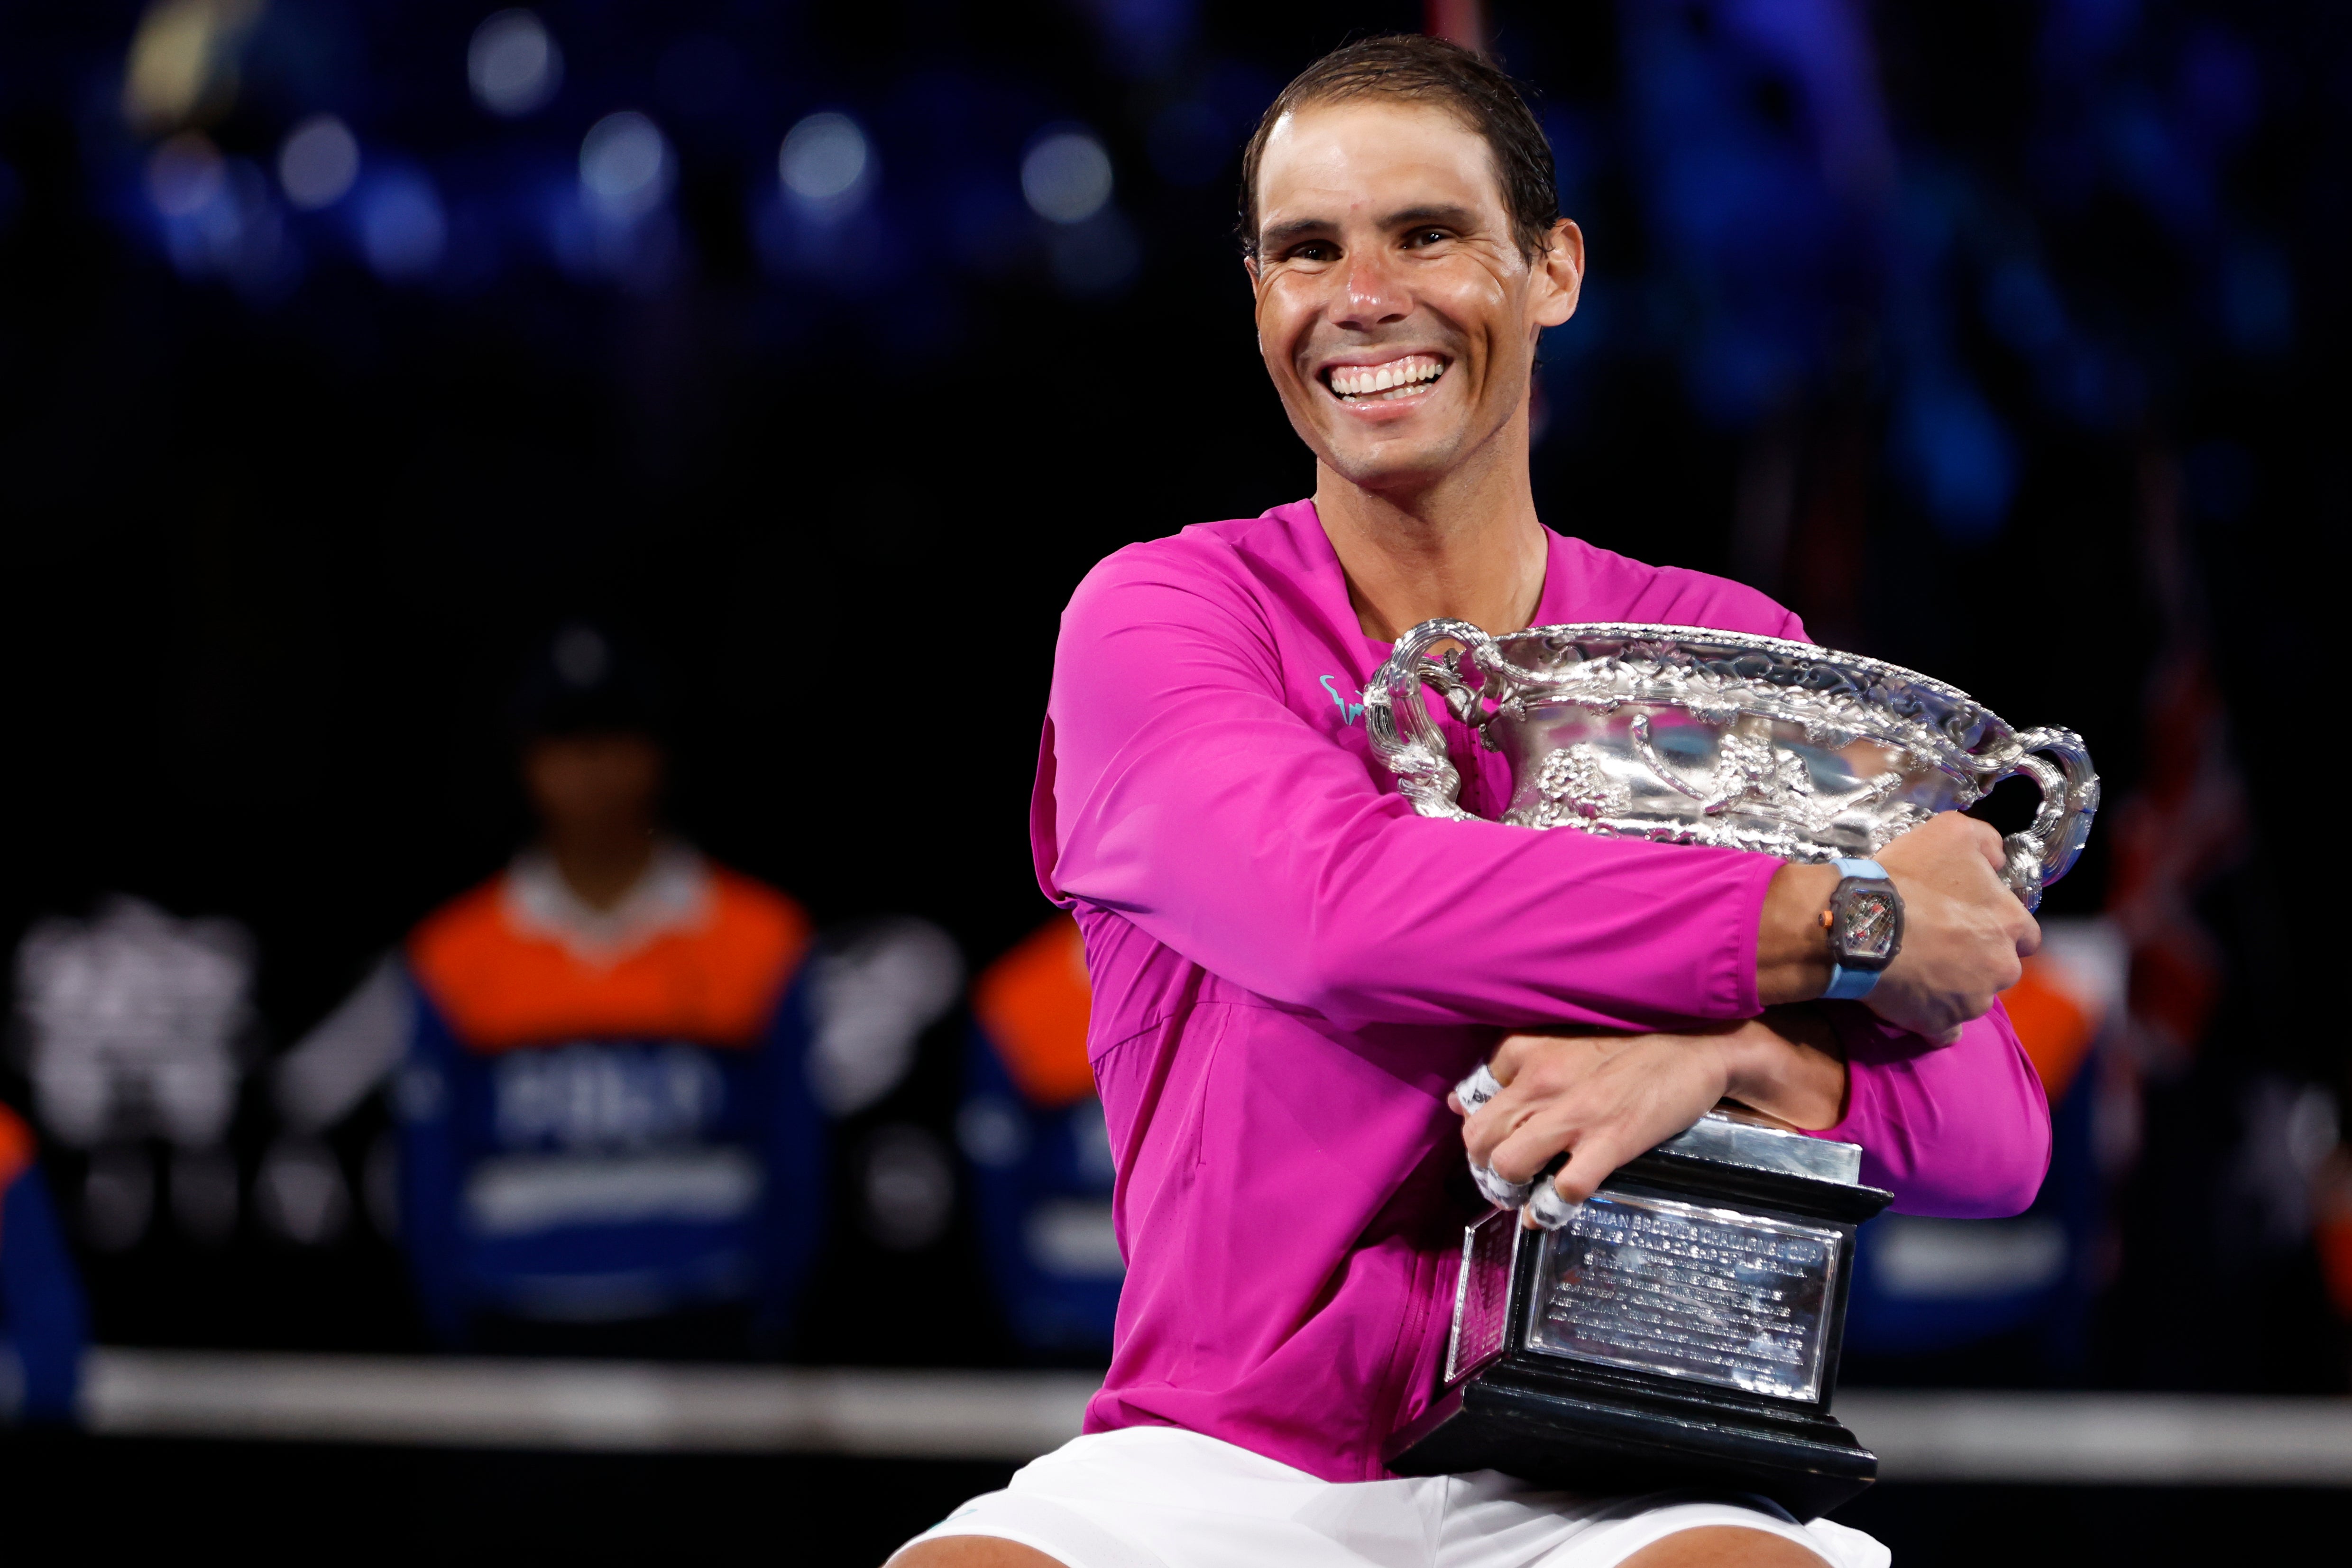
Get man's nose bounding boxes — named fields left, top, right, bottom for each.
left=1332, top=248, right=1409, bottom=328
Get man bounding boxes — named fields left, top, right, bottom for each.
left=899, top=37, right=2045, bottom=1568
left=276, top=626, right=952, bottom=1348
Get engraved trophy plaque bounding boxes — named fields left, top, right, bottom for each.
left=1368, top=621, right=2100, bottom=1516
left=1386, top=1110, right=1889, bottom=1517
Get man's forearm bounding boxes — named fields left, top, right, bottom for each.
left=1717, top=1005, right=1847, bottom=1130
left=1755, top=864, right=1838, bottom=1006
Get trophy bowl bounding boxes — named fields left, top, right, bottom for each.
left=1368, top=619, right=2098, bottom=910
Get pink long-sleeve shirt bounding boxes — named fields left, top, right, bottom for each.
left=1032, top=499, right=2051, bottom=1483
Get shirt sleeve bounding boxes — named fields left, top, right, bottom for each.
left=1039, top=550, right=1786, bottom=1031
left=1818, top=1000, right=2053, bottom=1217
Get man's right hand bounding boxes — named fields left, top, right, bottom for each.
left=1757, top=811, right=2040, bottom=1045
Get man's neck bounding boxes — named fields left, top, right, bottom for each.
left=1311, top=418, right=1549, bottom=642
left=545, top=831, right=657, bottom=913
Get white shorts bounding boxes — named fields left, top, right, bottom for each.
left=891, top=1426, right=1889, bottom=1568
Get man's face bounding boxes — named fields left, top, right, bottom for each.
left=523, top=732, right=664, bottom=845
left=1247, top=100, right=1581, bottom=496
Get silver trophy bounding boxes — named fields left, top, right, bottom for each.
left=1366, top=619, right=2096, bottom=909
left=1369, top=619, right=2100, bottom=1516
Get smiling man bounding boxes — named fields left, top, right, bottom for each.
left=892, top=36, right=2047, bottom=1568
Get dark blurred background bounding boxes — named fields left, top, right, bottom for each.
left=1, top=0, right=2348, bottom=1557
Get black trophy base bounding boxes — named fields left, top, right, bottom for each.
left=1387, top=1342, right=1878, bottom=1521
left=1387, top=1120, right=1892, bottom=1519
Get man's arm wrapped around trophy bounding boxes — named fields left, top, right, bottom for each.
left=1041, top=548, right=2049, bottom=1219
left=1454, top=1002, right=2050, bottom=1226
left=1047, top=554, right=1790, bottom=1033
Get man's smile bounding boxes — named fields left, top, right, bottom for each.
left=1317, top=352, right=1450, bottom=404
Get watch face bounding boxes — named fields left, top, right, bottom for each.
left=1835, top=886, right=1902, bottom=966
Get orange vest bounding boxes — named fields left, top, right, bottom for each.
left=407, top=869, right=812, bottom=1051
left=0, top=1104, right=34, bottom=1248
left=973, top=916, right=1094, bottom=1108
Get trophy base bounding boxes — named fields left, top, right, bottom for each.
left=1386, top=1117, right=1894, bottom=1522
left=1386, top=1357, right=1877, bottom=1520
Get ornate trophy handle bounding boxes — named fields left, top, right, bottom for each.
left=1368, top=618, right=1496, bottom=822
left=1983, top=727, right=2100, bottom=913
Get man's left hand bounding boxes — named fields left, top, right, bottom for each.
left=1453, top=1012, right=1847, bottom=1211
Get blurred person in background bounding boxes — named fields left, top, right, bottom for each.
left=271, top=624, right=956, bottom=1351
left=0, top=1102, right=88, bottom=1423
left=960, top=916, right=1119, bottom=1358
left=898, top=37, right=2054, bottom=1568
left=1838, top=924, right=2121, bottom=1378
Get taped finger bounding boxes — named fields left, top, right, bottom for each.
left=1526, top=1177, right=1580, bottom=1231
left=1454, top=1063, right=1506, bottom=1113
left=1469, top=1158, right=1533, bottom=1209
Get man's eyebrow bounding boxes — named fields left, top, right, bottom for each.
left=1380, top=203, right=1481, bottom=232
left=1258, top=215, right=1336, bottom=252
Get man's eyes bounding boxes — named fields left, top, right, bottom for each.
left=1277, top=229, right=1453, bottom=262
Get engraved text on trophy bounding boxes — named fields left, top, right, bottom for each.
left=1525, top=1192, right=1843, bottom=1402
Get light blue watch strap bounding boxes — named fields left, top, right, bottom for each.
left=1823, top=859, right=1891, bottom=999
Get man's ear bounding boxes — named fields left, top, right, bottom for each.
left=1243, top=254, right=1261, bottom=290
left=1531, top=219, right=1584, bottom=330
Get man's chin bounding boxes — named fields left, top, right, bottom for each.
left=1314, top=436, right=1462, bottom=498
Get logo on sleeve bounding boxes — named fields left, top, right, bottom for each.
left=1319, top=674, right=1367, bottom=727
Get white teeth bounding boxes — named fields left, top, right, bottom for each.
left=1330, top=356, right=1444, bottom=399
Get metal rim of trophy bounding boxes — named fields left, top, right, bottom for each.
left=1365, top=617, right=2100, bottom=913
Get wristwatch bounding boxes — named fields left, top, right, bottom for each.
left=1821, top=857, right=1903, bottom=1000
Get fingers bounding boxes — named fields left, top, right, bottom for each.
left=1474, top=1161, right=1533, bottom=1209
left=1881, top=810, right=2009, bottom=884
left=1485, top=1100, right=1580, bottom=1184
left=1523, top=1132, right=1645, bottom=1230
left=1466, top=1043, right=1627, bottom=1172
left=1463, top=1093, right=1541, bottom=1173
left=1959, top=814, right=2007, bottom=873
left=1460, top=1036, right=1598, bottom=1166
left=1452, top=1061, right=1507, bottom=1114
left=1551, top=1130, right=1633, bottom=1206
left=1463, top=1034, right=1725, bottom=1202
left=1478, top=1055, right=1709, bottom=1184
left=2014, top=911, right=2043, bottom=959
left=1487, top=1035, right=1536, bottom=1087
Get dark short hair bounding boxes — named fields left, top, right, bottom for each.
left=1238, top=35, right=1559, bottom=261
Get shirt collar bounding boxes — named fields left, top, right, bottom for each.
left=501, top=839, right=712, bottom=965
left=1274, top=496, right=1573, bottom=653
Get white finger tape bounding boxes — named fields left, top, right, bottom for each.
left=1469, top=1159, right=1533, bottom=1209
left=1525, top=1182, right=1581, bottom=1231
left=1454, top=1063, right=1505, bottom=1112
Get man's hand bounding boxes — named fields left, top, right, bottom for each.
left=1455, top=1012, right=1846, bottom=1211
left=1868, top=813, right=2041, bottom=1042
left=1756, top=812, right=2040, bottom=1045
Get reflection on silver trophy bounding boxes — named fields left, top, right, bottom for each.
left=1369, top=618, right=2097, bottom=909
left=1369, top=619, right=2101, bottom=1516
